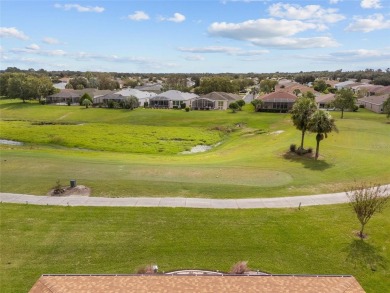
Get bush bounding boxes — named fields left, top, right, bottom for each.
left=173, top=105, right=179, bottom=109
left=290, top=144, right=297, bottom=152
left=144, top=102, right=149, bottom=108
left=307, top=147, right=313, bottom=153
left=185, top=107, right=190, bottom=112
left=180, top=103, right=186, bottom=109
left=67, top=100, right=71, bottom=106
left=230, top=261, right=249, bottom=274
left=359, top=104, right=365, bottom=108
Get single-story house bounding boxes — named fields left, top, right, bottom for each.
left=315, top=93, right=335, bottom=109
left=334, top=80, right=357, bottom=90
left=149, top=90, right=198, bottom=109
left=29, top=273, right=365, bottom=292
left=95, top=88, right=156, bottom=107
left=46, top=89, right=112, bottom=105
left=192, top=92, right=241, bottom=110
left=358, top=94, right=389, bottom=114
left=258, top=91, right=298, bottom=112
left=46, top=90, right=81, bottom=104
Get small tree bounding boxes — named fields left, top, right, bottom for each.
left=82, top=99, right=92, bottom=108
left=332, top=88, right=356, bottom=119
left=236, top=99, right=245, bottom=110
left=229, top=102, right=239, bottom=113
left=347, top=183, right=389, bottom=239
left=251, top=99, right=263, bottom=112
left=79, top=93, right=92, bottom=106
left=307, top=110, right=338, bottom=160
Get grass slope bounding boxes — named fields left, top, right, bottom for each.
left=1, top=99, right=390, bottom=198
left=1, top=203, right=389, bottom=293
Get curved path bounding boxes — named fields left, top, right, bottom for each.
left=2, top=185, right=389, bottom=209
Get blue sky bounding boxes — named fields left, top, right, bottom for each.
left=1, top=0, right=389, bottom=73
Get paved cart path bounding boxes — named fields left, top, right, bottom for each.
left=1, top=185, right=389, bottom=209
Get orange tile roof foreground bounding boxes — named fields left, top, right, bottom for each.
left=30, top=274, right=365, bottom=293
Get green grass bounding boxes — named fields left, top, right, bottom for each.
left=1, top=203, right=389, bottom=293
left=1, top=99, right=390, bottom=198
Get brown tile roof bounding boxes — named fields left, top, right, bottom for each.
left=29, top=274, right=365, bottom=293
left=199, top=92, right=240, bottom=101
left=316, top=93, right=335, bottom=104
left=259, top=91, right=298, bottom=102
left=358, top=94, right=389, bottom=105
left=376, top=86, right=390, bottom=95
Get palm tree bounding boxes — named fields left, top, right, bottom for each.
left=307, top=110, right=338, bottom=160
left=290, top=97, right=317, bottom=150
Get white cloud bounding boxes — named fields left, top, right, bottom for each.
left=160, top=13, right=186, bottom=23
left=346, top=14, right=390, bottom=32
left=269, top=3, right=345, bottom=23
left=209, top=19, right=322, bottom=40
left=0, top=27, right=29, bottom=40
left=329, top=0, right=342, bottom=4
left=26, top=44, right=40, bottom=50
left=178, top=46, right=269, bottom=55
left=128, top=11, right=150, bottom=21
left=184, top=55, right=205, bottom=61
left=11, top=47, right=67, bottom=56
left=54, top=3, right=104, bottom=13
left=361, top=0, right=382, bottom=9
left=43, top=37, right=60, bottom=44
left=251, top=37, right=339, bottom=49
left=207, top=18, right=338, bottom=49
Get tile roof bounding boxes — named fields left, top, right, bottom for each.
left=29, top=274, right=365, bottom=293
left=259, top=91, right=298, bottom=102
left=152, top=90, right=198, bottom=101
left=315, top=93, right=335, bottom=104
left=358, top=94, right=389, bottom=105
left=199, top=92, right=240, bottom=101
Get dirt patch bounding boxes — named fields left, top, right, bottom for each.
left=48, top=185, right=91, bottom=197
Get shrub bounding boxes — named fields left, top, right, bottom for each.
left=307, top=147, right=313, bottom=153
left=173, top=105, right=179, bottom=109
left=79, top=93, right=92, bottom=106
left=185, top=107, right=190, bottom=112
left=144, top=102, right=149, bottom=108
left=230, top=261, right=249, bottom=274
left=359, top=104, right=365, bottom=108
left=290, top=144, right=297, bottom=152
left=180, top=103, right=186, bottom=109
left=67, top=100, right=71, bottom=106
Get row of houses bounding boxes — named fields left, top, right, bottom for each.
left=46, top=81, right=390, bottom=114
left=46, top=89, right=242, bottom=110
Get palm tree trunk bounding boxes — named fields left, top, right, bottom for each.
left=315, top=134, right=321, bottom=160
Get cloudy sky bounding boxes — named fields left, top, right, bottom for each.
left=1, top=0, right=389, bottom=73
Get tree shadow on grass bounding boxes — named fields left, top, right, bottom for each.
left=283, top=152, right=333, bottom=171
left=344, top=239, right=387, bottom=271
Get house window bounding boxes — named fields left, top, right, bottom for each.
left=218, top=101, right=223, bottom=109
left=173, top=100, right=182, bottom=106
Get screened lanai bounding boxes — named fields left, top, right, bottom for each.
left=192, top=98, right=215, bottom=110
left=149, top=96, right=170, bottom=108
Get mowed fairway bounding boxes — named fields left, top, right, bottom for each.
left=1, top=99, right=390, bottom=198
left=1, top=203, right=389, bottom=293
